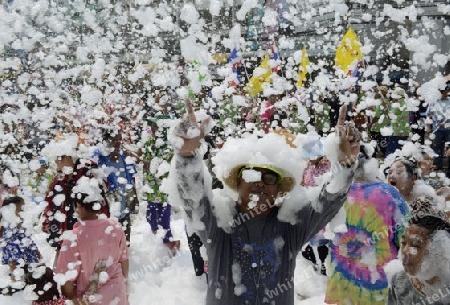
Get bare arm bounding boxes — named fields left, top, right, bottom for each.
left=121, top=259, right=130, bottom=297
left=121, top=259, right=129, bottom=279
left=62, top=260, right=108, bottom=304
left=61, top=280, right=93, bottom=304
left=61, top=280, right=76, bottom=299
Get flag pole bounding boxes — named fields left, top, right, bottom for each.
left=235, top=45, right=255, bottom=119
left=272, top=39, right=287, bottom=98
left=239, top=49, right=251, bottom=85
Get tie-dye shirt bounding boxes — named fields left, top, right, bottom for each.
left=325, top=181, right=410, bottom=305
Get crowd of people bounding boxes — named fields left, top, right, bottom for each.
left=1, top=68, right=450, bottom=304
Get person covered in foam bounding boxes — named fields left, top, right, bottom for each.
left=388, top=196, right=450, bottom=305
left=166, top=98, right=361, bottom=305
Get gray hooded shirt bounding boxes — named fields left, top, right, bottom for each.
left=388, top=271, right=450, bottom=305
left=174, top=154, right=355, bottom=305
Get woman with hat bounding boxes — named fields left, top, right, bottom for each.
left=388, top=196, right=450, bottom=304
left=167, top=99, right=360, bottom=305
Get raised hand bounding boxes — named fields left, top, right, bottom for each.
left=336, top=104, right=361, bottom=166
left=175, top=98, right=211, bottom=157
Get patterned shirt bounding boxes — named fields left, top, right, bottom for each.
left=326, top=182, right=410, bottom=305
left=143, top=115, right=173, bottom=204
left=389, top=99, right=410, bottom=136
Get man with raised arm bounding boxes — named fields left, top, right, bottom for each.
left=168, top=99, right=361, bottom=305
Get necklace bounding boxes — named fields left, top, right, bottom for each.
left=242, top=215, right=271, bottom=305
left=411, top=278, right=426, bottom=295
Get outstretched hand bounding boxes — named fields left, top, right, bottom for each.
left=176, top=98, right=211, bottom=157
left=444, top=148, right=450, bottom=157
left=336, top=104, right=361, bottom=166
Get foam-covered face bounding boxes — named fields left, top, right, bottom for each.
left=387, top=161, right=416, bottom=198
left=418, top=154, right=433, bottom=176
left=401, top=224, right=431, bottom=276
left=237, top=168, right=279, bottom=216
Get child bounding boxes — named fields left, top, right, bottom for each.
left=56, top=176, right=129, bottom=304
left=25, top=261, right=107, bottom=305
left=0, top=196, right=41, bottom=294
left=24, top=264, right=67, bottom=305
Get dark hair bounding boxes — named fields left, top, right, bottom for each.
left=101, top=128, right=121, bottom=141
left=412, top=216, right=450, bottom=235
left=2, top=196, right=24, bottom=207
left=441, top=81, right=450, bottom=92
left=359, top=143, right=373, bottom=160
left=384, top=157, right=419, bottom=178
left=0, top=163, right=19, bottom=188
left=25, top=264, right=61, bottom=302
left=402, top=159, right=417, bottom=177
left=72, top=192, right=102, bottom=212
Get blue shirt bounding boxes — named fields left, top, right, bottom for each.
left=94, top=149, right=137, bottom=219
left=430, top=97, right=450, bottom=131
left=1, top=226, right=40, bottom=265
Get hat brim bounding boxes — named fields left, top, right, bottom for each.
left=222, top=164, right=296, bottom=194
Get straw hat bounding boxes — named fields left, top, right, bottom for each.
left=222, top=164, right=296, bottom=194
left=378, top=85, right=388, bottom=95
left=212, top=133, right=304, bottom=195
left=391, top=87, right=406, bottom=99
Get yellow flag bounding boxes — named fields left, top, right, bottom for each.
left=297, top=46, right=309, bottom=87
left=245, top=54, right=272, bottom=98
left=335, top=27, right=363, bottom=72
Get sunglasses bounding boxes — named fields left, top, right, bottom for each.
left=238, top=167, right=282, bottom=185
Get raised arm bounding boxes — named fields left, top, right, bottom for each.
left=335, top=103, right=361, bottom=167
left=285, top=104, right=361, bottom=251
left=169, top=99, right=216, bottom=239
left=174, top=98, right=211, bottom=157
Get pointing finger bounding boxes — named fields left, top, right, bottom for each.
left=337, top=103, right=348, bottom=127
left=199, top=116, right=211, bottom=137
left=185, top=98, right=197, bottom=125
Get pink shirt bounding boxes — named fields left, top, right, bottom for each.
left=260, top=101, right=274, bottom=122
left=301, top=158, right=331, bottom=187
left=56, top=218, right=129, bottom=305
